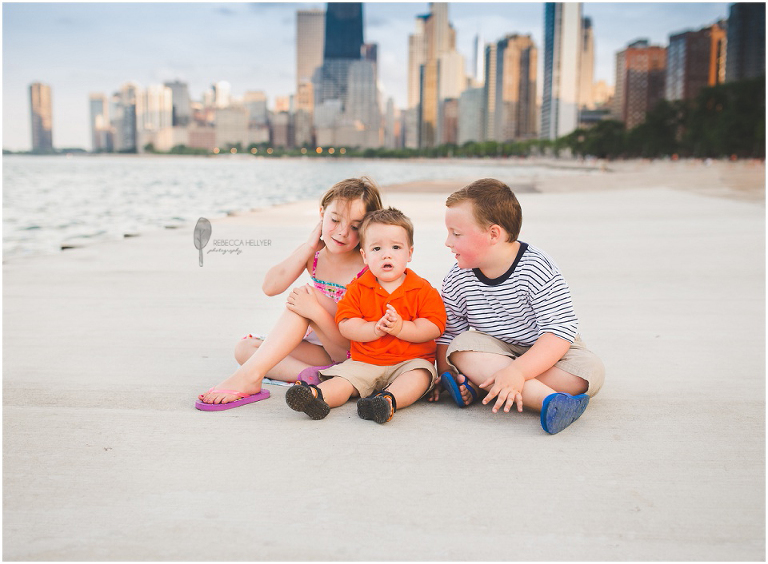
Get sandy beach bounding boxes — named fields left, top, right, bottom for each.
left=3, top=159, right=765, bottom=560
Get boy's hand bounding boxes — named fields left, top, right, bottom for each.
left=286, top=284, right=323, bottom=319
left=480, top=367, right=524, bottom=414
left=427, top=373, right=443, bottom=402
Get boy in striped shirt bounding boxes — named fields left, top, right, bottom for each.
left=433, top=178, right=605, bottom=434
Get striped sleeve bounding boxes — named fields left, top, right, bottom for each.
left=436, top=265, right=469, bottom=345
left=521, top=252, right=578, bottom=343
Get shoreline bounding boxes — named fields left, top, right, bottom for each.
left=2, top=158, right=764, bottom=264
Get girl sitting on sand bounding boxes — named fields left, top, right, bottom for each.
left=196, top=177, right=383, bottom=410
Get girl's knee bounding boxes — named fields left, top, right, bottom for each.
left=234, top=336, right=261, bottom=364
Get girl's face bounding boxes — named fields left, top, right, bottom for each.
left=444, top=202, right=492, bottom=270
left=320, top=198, right=367, bottom=254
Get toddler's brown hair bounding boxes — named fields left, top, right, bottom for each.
left=359, top=207, right=414, bottom=248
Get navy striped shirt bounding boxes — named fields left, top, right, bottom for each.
left=437, top=242, right=578, bottom=346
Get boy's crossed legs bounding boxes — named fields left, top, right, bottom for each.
left=443, top=331, right=604, bottom=433
left=448, top=350, right=588, bottom=411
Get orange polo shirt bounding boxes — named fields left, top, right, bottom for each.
left=335, top=269, right=447, bottom=366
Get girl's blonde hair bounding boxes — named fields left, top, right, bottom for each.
left=320, top=176, right=383, bottom=214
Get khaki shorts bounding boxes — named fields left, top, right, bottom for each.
left=445, top=331, right=605, bottom=396
left=318, top=358, right=438, bottom=398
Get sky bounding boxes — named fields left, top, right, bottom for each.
left=2, top=1, right=731, bottom=151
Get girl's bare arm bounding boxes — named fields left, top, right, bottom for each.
left=262, top=222, right=323, bottom=296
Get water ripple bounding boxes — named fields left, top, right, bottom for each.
left=3, top=155, right=577, bottom=260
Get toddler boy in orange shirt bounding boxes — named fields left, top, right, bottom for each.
left=285, top=207, right=446, bottom=423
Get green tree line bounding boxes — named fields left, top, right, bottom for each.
left=564, top=76, right=765, bottom=159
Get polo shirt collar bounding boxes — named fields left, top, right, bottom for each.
left=357, top=268, right=419, bottom=296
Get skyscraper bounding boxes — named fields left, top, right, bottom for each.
left=324, top=2, right=363, bottom=59
left=725, top=3, right=766, bottom=82
left=89, top=93, right=112, bottom=152
left=613, top=40, right=667, bottom=129
left=297, top=10, right=325, bottom=91
left=491, top=34, right=538, bottom=142
left=483, top=42, right=498, bottom=140
left=29, top=82, right=53, bottom=152
left=579, top=17, right=595, bottom=110
left=407, top=15, right=429, bottom=111
left=458, top=86, right=485, bottom=144
left=212, top=81, right=231, bottom=108
left=164, top=80, right=192, bottom=126
left=666, top=22, right=726, bottom=102
left=111, top=82, right=138, bottom=152
left=541, top=2, right=582, bottom=140
left=473, top=34, right=485, bottom=85
left=315, top=2, right=363, bottom=107
left=414, top=3, right=458, bottom=148
left=313, top=2, right=379, bottom=148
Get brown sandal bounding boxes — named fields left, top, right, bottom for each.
left=357, top=390, right=397, bottom=423
left=285, top=381, right=330, bottom=420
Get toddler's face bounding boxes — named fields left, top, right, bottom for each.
left=444, top=202, right=490, bottom=269
left=320, top=198, right=366, bottom=253
left=360, top=223, right=413, bottom=283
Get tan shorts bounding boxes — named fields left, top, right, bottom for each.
left=444, top=331, right=605, bottom=396
left=318, top=358, right=438, bottom=398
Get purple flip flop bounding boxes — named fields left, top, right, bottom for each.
left=195, top=388, right=270, bottom=411
left=296, top=362, right=339, bottom=386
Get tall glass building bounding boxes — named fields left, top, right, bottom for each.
left=541, top=2, right=582, bottom=140
left=29, top=82, right=53, bottom=152
left=314, top=3, right=364, bottom=109
left=725, top=3, right=766, bottom=82
left=323, top=3, right=363, bottom=60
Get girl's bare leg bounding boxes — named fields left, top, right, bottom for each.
left=200, top=309, right=315, bottom=404
left=305, top=321, right=352, bottom=363
left=235, top=338, right=333, bottom=381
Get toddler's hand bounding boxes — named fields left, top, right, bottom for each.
left=480, top=367, right=524, bottom=414
left=378, top=304, right=403, bottom=336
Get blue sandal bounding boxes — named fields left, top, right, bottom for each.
left=441, top=372, right=478, bottom=407
left=541, top=392, right=590, bottom=434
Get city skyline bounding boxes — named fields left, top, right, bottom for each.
left=3, top=2, right=730, bottom=151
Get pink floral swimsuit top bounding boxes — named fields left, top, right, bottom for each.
left=310, top=251, right=367, bottom=303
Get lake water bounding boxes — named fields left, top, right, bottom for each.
left=2, top=155, right=575, bottom=261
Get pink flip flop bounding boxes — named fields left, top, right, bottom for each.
left=195, top=388, right=270, bottom=411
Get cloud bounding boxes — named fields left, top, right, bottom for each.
left=366, top=15, right=390, bottom=28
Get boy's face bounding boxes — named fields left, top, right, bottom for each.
left=445, top=202, right=491, bottom=269
left=360, top=223, right=413, bottom=283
